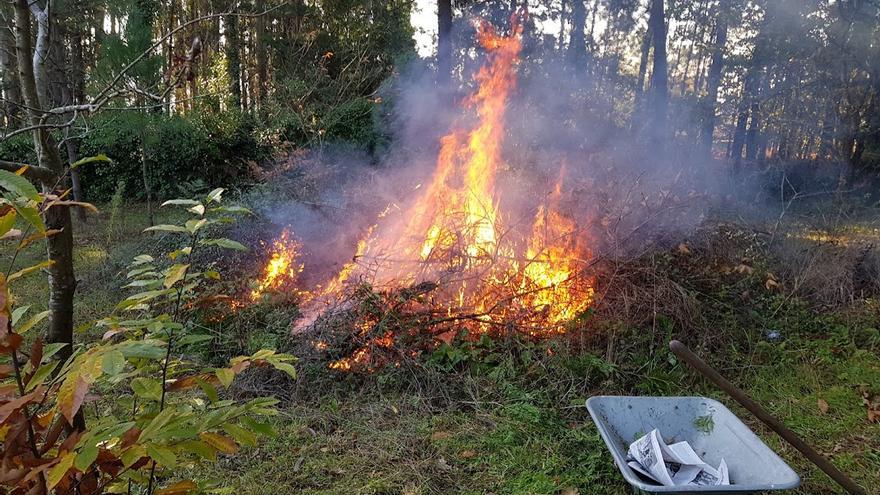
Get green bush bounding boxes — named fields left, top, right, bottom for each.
left=79, top=111, right=267, bottom=202
left=0, top=134, right=38, bottom=164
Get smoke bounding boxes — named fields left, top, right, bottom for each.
left=255, top=8, right=768, bottom=295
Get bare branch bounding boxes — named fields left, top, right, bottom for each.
left=0, top=159, right=58, bottom=183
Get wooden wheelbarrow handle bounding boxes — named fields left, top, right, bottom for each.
left=669, top=340, right=867, bottom=495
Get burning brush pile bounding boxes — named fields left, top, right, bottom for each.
left=244, top=20, right=599, bottom=372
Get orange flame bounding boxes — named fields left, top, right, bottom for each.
left=255, top=18, right=595, bottom=370
left=250, top=229, right=304, bottom=301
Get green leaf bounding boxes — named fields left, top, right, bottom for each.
left=75, top=443, right=99, bottom=472
left=131, top=377, right=163, bottom=401
left=200, top=238, right=248, bottom=251
left=139, top=407, right=177, bottom=443
left=178, top=440, right=216, bottom=461
left=4, top=194, right=45, bottom=232
left=176, top=334, right=213, bottom=346
left=206, top=188, right=224, bottom=204
left=223, top=423, right=257, bottom=447
left=116, top=288, right=175, bottom=310
left=25, top=361, right=58, bottom=391
left=270, top=362, right=297, bottom=379
left=0, top=169, right=40, bottom=201
left=209, top=205, right=251, bottom=215
left=10, top=305, right=30, bottom=326
left=185, top=218, right=207, bottom=234
left=144, top=224, right=189, bottom=234
left=240, top=416, right=276, bottom=437
left=118, top=340, right=167, bottom=360
left=215, top=368, right=234, bottom=388
left=0, top=210, right=15, bottom=238
left=164, top=264, right=190, bottom=288
left=70, top=154, right=111, bottom=169
left=127, top=266, right=158, bottom=279
left=161, top=199, right=200, bottom=207
left=46, top=451, right=75, bottom=489
left=147, top=444, right=178, bottom=468
left=102, top=350, right=126, bottom=375
left=15, top=309, right=49, bottom=334
left=197, top=378, right=219, bottom=404
left=121, top=444, right=147, bottom=468
left=41, top=342, right=69, bottom=361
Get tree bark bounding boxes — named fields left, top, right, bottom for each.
left=225, top=13, right=241, bottom=110
left=633, top=23, right=653, bottom=126
left=700, top=6, right=728, bottom=159
left=647, top=0, right=668, bottom=140
left=14, top=0, right=77, bottom=362
left=437, top=0, right=453, bottom=84
left=567, top=0, right=586, bottom=62
left=558, top=0, right=566, bottom=52
left=0, top=5, right=21, bottom=126
left=255, top=0, right=267, bottom=107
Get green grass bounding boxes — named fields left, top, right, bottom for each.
left=4, top=206, right=879, bottom=494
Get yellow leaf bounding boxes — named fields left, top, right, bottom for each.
left=199, top=432, right=238, bottom=454
left=155, top=480, right=198, bottom=495
left=0, top=228, right=21, bottom=240
left=19, top=229, right=62, bottom=249
left=215, top=367, right=234, bottom=388
left=47, top=452, right=76, bottom=489
left=8, top=260, right=55, bottom=283
left=164, top=264, right=190, bottom=289
left=45, top=200, right=99, bottom=213
left=0, top=211, right=15, bottom=238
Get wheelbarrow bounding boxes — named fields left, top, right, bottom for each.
left=585, top=341, right=868, bottom=494
left=587, top=395, right=799, bottom=493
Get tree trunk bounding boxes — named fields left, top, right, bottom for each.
left=700, top=8, right=728, bottom=159
left=567, top=0, right=586, bottom=62
left=437, top=0, right=453, bottom=84
left=225, top=13, right=241, bottom=110
left=14, top=0, right=76, bottom=363
left=633, top=23, right=652, bottom=127
left=0, top=6, right=21, bottom=126
left=558, top=0, right=566, bottom=52
left=647, top=0, right=668, bottom=140
left=255, top=0, right=267, bottom=107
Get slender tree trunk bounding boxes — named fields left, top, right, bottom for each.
left=225, top=13, right=241, bottom=110
left=64, top=27, right=86, bottom=221
left=647, top=0, right=668, bottom=140
left=558, top=0, right=566, bottom=52
left=0, top=6, right=21, bottom=126
left=437, top=0, right=453, bottom=84
left=14, top=0, right=76, bottom=363
left=633, top=23, right=652, bottom=127
left=567, top=0, right=586, bottom=62
left=700, top=8, right=728, bottom=159
left=255, top=0, right=267, bottom=107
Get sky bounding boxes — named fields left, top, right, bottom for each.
left=410, top=0, right=438, bottom=57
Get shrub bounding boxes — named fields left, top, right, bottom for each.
left=0, top=183, right=296, bottom=494
left=79, top=112, right=267, bottom=202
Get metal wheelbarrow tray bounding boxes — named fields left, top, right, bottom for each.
left=587, top=396, right=800, bottom=493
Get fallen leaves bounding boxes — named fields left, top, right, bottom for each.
left=430, top=431, right=452, bottom=442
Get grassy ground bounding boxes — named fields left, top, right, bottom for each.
left=2, top=203, right=878, bottom=495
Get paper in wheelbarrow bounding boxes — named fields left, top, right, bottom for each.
left=627, top=429, right=730, bottom=487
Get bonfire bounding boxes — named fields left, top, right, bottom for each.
left=249, top=17, right=596, bottom=371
